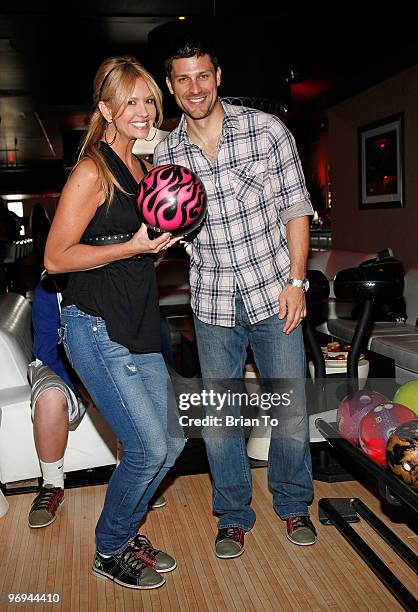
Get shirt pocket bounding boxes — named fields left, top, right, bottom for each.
left=230, top=161, right=266, bottom=203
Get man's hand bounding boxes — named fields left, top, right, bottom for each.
left=278, top=284, right=307, bottom=334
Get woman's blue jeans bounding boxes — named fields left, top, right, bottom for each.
left=61, top=305, right=185, bottom=555
left=193, top=290, right=313, bottom=531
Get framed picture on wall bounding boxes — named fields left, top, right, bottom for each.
left=358, top=113, right=404, bottom=209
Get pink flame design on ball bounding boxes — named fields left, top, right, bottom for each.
left=137, top=164, right=207, bottom=236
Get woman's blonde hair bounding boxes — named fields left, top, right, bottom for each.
left=78, top=55, right=163, bottom=204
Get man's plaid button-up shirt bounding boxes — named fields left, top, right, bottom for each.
left=153, top=102, right=313, bottom=327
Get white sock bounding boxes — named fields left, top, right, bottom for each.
left=40, top=458, right=64, bottom=489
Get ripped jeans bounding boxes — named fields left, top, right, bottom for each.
left=60, top=304, right=185, bottom=555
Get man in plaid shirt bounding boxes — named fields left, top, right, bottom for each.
left=154, top=32, right=317, bottom=556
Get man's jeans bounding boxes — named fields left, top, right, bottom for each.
left=193, top=291, right=313, bottom=531
left=61, top=305, right=185, bottom=555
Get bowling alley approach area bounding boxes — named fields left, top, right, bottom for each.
left=0, top=469, right=416, bottom=611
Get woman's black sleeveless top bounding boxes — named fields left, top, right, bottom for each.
left=62, top=142, right=160, bottom=353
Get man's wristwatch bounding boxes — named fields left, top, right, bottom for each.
left=288, top=277, right=310, bottom=292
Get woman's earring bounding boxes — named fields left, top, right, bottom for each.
left=105, top=120, right=117, bottom=146
left=145, top=125, right=157, bottom=142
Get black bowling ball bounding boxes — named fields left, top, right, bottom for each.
left=306, top=270, right=330, bottom=305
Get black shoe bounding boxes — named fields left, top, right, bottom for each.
left=92, top=541, right=165, bottom=589
left=215, top=528, right=245, bottom=559
left=131, top=534, right=176, bottom=573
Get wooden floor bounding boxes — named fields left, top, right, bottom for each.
left=0, top=469, right=417, bottom=612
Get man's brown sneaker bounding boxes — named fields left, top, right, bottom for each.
left=215, top=527, right=245, bottom=559
left=286, top=516, right=317, bottom=546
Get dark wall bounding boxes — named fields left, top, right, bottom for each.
left=329, top=64, right=418, bottom=269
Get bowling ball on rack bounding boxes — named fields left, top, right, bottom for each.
left=393, top=380, right=418, bottom=416
left=137, top=164, right=207, bottom=237
left=359, top=402, right=416, bottom=467
left=336, top=390, right=388, bottom=446
left=386, top=419, right=418, bottom=488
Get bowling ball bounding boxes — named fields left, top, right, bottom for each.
left=336, top=390, right=388, bottom=446
left=137, top=164, right=207, bottom=237
left=359, top=402, right=416, bottom=467
left=393, top=380, right=418, bottom=416
left=386, top=419, right=418, bottom=488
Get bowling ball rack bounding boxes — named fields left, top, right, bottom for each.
left=306, top=255, right=417, bottom=609
left=316, top=418, right=417, bottom=610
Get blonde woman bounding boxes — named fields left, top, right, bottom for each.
left=45, top=56, right=185, bottom=590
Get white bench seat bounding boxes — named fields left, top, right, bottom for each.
left=0, top=293, right=117, bottom=485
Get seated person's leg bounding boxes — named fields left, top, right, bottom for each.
left=34, top=387, right=68, bottom=477
left=28, top=360, right=83, bottom=528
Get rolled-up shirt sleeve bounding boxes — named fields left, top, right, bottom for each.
left=267, top=116, right=314, bottom=224
left=280, top=199, right=313, bottom=224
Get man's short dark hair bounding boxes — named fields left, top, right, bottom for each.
left=164, top=32, right=218, bottom=78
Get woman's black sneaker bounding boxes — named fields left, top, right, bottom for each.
left=131, top=534, right=176, bottom=573
left=149, top=492, right=167, bottom=509
left=92, top=540, right=165, bottom=589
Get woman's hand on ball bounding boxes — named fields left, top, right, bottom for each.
left=130, top=224, right=171, bottom=255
